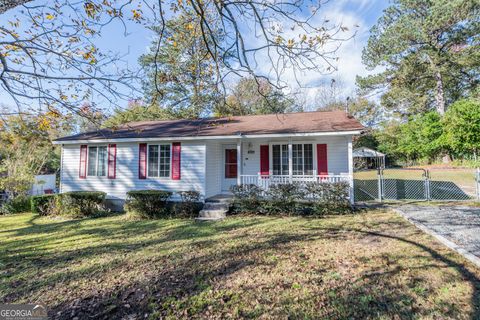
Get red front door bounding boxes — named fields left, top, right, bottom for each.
left=224, top=149, right=238, bottom=178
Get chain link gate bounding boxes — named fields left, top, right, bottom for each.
left=354, top=168, right=480, bottom=202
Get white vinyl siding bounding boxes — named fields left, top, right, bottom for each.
left=60, top=141, right=206, bottom=200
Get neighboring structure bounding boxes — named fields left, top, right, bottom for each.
left=53, top=111, right=364, bottom=208
left=30, top=174, right=57, bottom=195
left=353, top=147, right=386, bottom=170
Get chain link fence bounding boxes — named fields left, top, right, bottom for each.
left=354, top=167, right=480, bottom=202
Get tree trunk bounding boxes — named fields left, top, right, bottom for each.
left=434, top=70, right=446, bottom=115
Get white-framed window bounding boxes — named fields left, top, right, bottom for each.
left=147, top=144, right=171, bottom=178
left=271, top=143, right=314, bottom=176
left=272, top=144, right=289, bottom=175
left=292, top=144, right=313, bottom=175
left=87, top=146, right=107, bottom=176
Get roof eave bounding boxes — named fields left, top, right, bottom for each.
left=53, top=130, right=363, bottom=145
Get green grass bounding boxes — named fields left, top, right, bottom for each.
left=1, top=211, right=480, bottom=319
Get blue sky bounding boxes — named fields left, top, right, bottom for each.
left=0, top=0, right=390, bottom=112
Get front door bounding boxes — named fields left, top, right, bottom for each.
left=222, top=146, right=238, bottom=192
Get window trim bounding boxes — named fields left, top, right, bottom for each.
left=269, top=141, right=317, bottom=176
left=146, top=143, right=172, bottom=179
left=86, top=145, right=108, bottom=177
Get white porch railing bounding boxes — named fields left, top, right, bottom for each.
left=240, top=174, right=352, bottom=190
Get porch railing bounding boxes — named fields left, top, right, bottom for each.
left=240, top=174, right=352, bottom=190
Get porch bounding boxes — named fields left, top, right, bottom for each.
left=204, top=135, right=354, bottom=198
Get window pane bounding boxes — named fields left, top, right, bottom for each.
left=292, top=144, right=302, bottom=175
left=148, top=145, right=159, bottom=177
left=159, top=145, right=171, bottom=177
left=281, top=145, right=289, bottom=175
left=272, top=145, right=281, bottom=175
left=87, top=147, right=97, bottom=176
left=97, top=146, right=107, bottom=176
left=304, top=144, right=313, bottom=175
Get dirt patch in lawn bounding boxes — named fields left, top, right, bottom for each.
left=1, top=211, right=480, bottom=319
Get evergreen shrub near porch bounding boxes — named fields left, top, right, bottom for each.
left=29, top=191, right=107, bottom=217
left=125, top=190, right=202, bottom=219
left=231, top=182, right=352, bottom=216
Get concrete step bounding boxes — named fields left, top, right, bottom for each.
left=202, top=202, right=229, bottom=211
left=195, top=217, right=224, bottom=222
left=198, top=209, right=227, bottom=219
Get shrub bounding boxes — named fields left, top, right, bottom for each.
left=263, top=183, right=305, bottom=215
left=0, top=196, right=31, bottom=215
left=125, top=190, right=172, bottom=218
left=230, top=184, right=264, bottom=213
left=172, top=191, right=202, bottom=217
left=56, top=191, right=106, bottom=217
left=305, top=181, right=352, bottom=215
left=31, top=194, right=57, bottom=216
left=231, top=182, right=352, bottom=216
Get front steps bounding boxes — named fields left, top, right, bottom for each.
left=195, top=195, right=232, bottom=221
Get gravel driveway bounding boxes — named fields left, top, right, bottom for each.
left=394, top=204, right=480, bottom=266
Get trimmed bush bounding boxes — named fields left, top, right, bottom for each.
left=263, top=183, right=305, bottom=215
left=31, top=194, right=57, bottom=216
left=305, top=181, right=352, bottom=215
left=231, top=182, right=352, bottom=216
left=171, top=191, right=202, bottom=217
left=125, top=190, right=172, bottom=218
left=230, top=184, right=263, bottom=214
left=56, top=191, right=106, bottom=217
left=0, top=196, right=31, bottom=215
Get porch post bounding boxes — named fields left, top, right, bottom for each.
left=237, top=139, right=242, bottom=186
left=288, top=140, right=293, bottom=183
left=347, top=136, right=354, bottom=204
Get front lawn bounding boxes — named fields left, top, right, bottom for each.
left=1, top=211, right=480, bottom=319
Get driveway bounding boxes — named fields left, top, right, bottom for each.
left=394, top=204, right=480, bottom=267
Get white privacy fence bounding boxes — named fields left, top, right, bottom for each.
left=354, top=168, right=480, bottom=202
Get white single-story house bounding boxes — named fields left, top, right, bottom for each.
left=53, top=110, right=364, bottom=208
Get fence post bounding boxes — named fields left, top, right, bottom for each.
left=476, top=168, right=480, bottom=201
left=377, top=168, right=382, bottom=202
left=425, top=170, right=431, bottom=201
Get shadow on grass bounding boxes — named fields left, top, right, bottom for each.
left=1, top=213, right=479, bottom=319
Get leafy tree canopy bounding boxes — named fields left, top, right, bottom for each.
left=139, top=8, right=221, bottom=119
left=442, top=98, right=480, bottom=158
left=358, top=0, right=480, bottom=117
left=0, top=111, right=72, bottom=196
left=216, top=77, right=300, bottom=116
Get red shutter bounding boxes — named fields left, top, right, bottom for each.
left=260, top=145, right=269, bottom=175
left=172, top=142, right=181, bottom=180
left=139, top=143, right=147, bottom=179
left=107, top=144, right=116, bottom=179
left=79, top=145, right=87, bottom=179
left=317, top=144, right=328, bottom=175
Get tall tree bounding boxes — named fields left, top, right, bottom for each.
left=140, top=9, right=220, bottom=119
left=217, top=77, right=299, bottom=116
left=358, top=0, right=480, bottom=116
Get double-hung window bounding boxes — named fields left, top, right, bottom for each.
left=148, top=144, right=171, bottom=178
left=292, top=144, right=313, bottom=175
left=87, top=146, right=107, bottom=176
left=272, top=143, right=314, bottom=176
